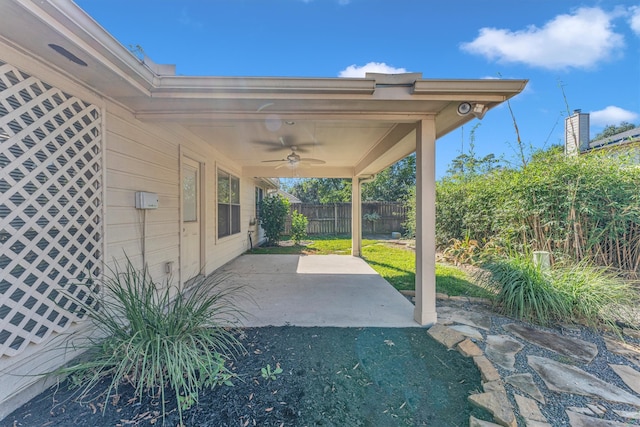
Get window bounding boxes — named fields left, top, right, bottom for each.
left=183, top=163, right=198, bottom=222
left=218, top=170, right=240, bottom=238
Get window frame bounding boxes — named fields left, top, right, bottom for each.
left=255, top=186, right=264, bottom=221
left=217, top=169, right=241, bottom=239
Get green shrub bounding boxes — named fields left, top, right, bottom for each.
left=442, top=235, right=480, bottom=266
left=56, top=258, right=245, bottom=424
left=480, top=253, right=570, bottom=326
left=437, top=146, right=640, bottom=274
left=290, top=210, right=308, bottom=245
left=259, top=194, right=291, bottom=245
left=402, top=186, right=416, bottom=238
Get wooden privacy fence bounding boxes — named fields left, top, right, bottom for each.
left=284, top=202, right=407, bottom=235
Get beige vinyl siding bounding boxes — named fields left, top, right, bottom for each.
left=104, top=108, right=257, bottom=279
left=104, top=110, right=180, bottom=280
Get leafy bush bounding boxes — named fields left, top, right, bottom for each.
left=290, top=210, right=308, bottom=245
left=437, top=146, right=640, bottom=274
left=56, top=258, right=245, bottom=424
left=259, top=194, right=291, bottom=245
left=402, top=186, right=416, bottom=238
left=442, top=235, right=480, bottom=266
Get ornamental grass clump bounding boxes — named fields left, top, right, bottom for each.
left=552, top=260, right=637, bottom=331
left=56, top=258, right=245, bottom=424
left=480, top=253, right=639, bottom=331
left=480, top=254, right=570, bottom=326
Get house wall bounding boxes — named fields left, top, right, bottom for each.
left=0, top=47, right=264, bottom=418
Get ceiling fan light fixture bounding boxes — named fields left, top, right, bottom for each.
left=287, top=153, right=300, bottom=163
left=262, top=145, right=325, bottom=168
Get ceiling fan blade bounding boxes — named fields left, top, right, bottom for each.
left=261, top=159, right=287, bottom=163
left=299, top=158, right=326, bottom=164
left=287, top=143, right=316, bottom=153
left=252, top=140, right=318, bottom=152
left=253, top=141, right=284, bottom=150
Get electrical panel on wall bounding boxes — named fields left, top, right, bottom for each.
left=135, top=192, right=159, bottom=209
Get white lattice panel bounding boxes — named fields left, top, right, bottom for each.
left=0, top=61, right=102, bottom=357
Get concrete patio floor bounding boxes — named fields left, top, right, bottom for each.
left=217, top=254, right=419, bottom=328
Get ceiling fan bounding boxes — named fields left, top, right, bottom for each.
left=261, top=146, right=326, bottom=169
left=253, top=136, right=317, bottom=152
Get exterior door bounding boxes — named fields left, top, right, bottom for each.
left=182, top=157, right=201, bottom=280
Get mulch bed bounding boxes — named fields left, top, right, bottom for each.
left=4, top=327, right=491, bottom=426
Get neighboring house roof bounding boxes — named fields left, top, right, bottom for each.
left=277, top=190, right=302, bottom=204
left=589, top=127, right=640, bottom=151
left=257, top=178, right=280, bottom=190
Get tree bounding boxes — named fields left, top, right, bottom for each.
left=284, top=178, right=351, bottom=204
left=447, top=153, right=500, bottom=178
left=592, top=122, right=637, bottom=141
left=446, top=123, right=501, bottom=178
left=258, top=194, right=290, bottom=245
left=361, top=154, right=415, bottom=202
left=283, top=155, right=416, bottom=203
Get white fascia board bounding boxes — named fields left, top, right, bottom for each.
left=152, top=76, right=376, bottom=95
left=413, top=79, right=528, bottom=98
left=25, top=0, right=158, bottom=94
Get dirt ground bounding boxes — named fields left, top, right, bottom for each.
left=4, top=327, right=491, bottom=427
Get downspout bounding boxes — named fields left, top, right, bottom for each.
left=359, top=174, right=376, bottom=185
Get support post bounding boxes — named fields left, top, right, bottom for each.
left=414, top=118, right=437, bottom=326
left=351, top=177, right=362, bottom=257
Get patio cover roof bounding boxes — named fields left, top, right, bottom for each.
left=0, top=1, right=527, bottom=178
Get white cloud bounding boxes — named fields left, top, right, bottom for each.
left=630, top=6, right=640, bottom=35
left=460, top=7, right=625, bottom=70
left=339, top=62, right=408, bottom=78
left=590, top=106, right=638, bottom=126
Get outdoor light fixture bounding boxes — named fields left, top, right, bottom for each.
left=457, top=102, right=472, bottom=116
left=456, top=102, right=489, bottom=120
left=473, top=103, right=488, bottom=120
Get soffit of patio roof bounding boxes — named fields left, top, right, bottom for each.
left=0, top=0, right=528, bottom=179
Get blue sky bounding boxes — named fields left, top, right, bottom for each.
left=76, top=0, right=640, bottom=178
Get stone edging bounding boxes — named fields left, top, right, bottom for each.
left=427, top=300, right=640, bottom=427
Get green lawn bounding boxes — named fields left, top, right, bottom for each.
left=248, top=235, right=375, bottom=255
left=248, top=235, right=491, bottom=298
